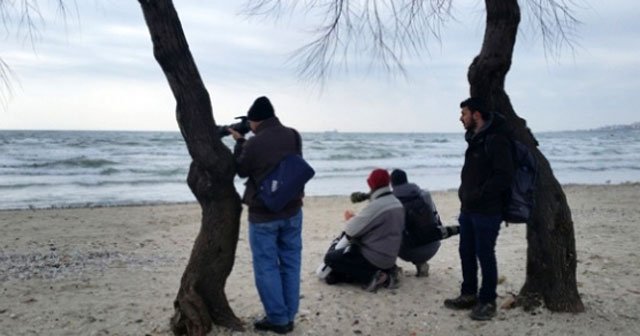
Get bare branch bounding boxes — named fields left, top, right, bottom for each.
left=0, top=0, right=71, bottom=104
left=245, top=0, right=582, bottom=81
left=245, top=0, right=453, bottom=82
left=0, top=58, right=16, bottom=110
left=524, top=0, right=582, bottom=58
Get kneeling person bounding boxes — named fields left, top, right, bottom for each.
left=324, top=169, right=405, bottom=292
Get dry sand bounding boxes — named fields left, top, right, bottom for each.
left=1, top=183, right=639, bottom=335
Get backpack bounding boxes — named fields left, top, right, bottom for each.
left=258, top=154, right=315, bottom=212
left=397, top=194, right=440, bottom=245
left=486, top=134, right=537, bottom=224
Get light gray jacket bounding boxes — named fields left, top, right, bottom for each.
left=344, top=186, right=405, bottom=269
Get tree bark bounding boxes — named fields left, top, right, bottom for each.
left=137, top=1, right=244, bottom=334
left=468, top=0, right=584, bottom=312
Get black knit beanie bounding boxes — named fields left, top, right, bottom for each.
left=247, top=96, right=275, bottom=121
left=390, top=169, right=408, bottom=187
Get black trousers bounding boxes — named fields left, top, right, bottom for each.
left=324, top=246, right=378, bottom=284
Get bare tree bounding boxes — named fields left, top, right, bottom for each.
left=137, top=1, right=245, bottom=335
left=249, top=0, right=584, bottom=312
left=1, top=1, right=247, bottom=334
left=470, top=0, right=583, bottom=312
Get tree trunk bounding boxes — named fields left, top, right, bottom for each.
left=468, top=0, right=584, bottom=312
left=137, top=1, right=244, bottom=334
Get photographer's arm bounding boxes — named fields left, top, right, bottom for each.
left=229, top=129, right=252, bottom=178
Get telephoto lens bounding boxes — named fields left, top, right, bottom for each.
left=350, top=191, right=370, bottom=203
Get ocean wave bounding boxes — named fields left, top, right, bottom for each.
left=325, top=150, right=402, bottom=160
left=70, top=180, right=185, bottom=187
left=0, top=182, right=55, bottom=189
left=0, top=179, right=186, bottom=190
left=23, top=157, right=118, bottom=169
left=100, top=168, right=120, bottom=175
left=568, top=165, right=640, bottom=172
left=429, top=138, right=450, bottom=143
left=2, top=129, right=640, bottom=209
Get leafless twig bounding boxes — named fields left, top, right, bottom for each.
left=0, top=0, right=71, bottom=105
left=524, top=0, right=582, bottom=58
left=245, top=0, right=453, bottom=83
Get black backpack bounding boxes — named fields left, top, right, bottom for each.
left=486, top=134, right=538, bottom=224
left=397, top=194, right=440, bottom=245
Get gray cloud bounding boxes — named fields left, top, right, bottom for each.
left=2, top=1, right=639, bottom=132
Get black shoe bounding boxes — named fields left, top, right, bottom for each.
left=254, top=317, right=294, bottom=334
left=363, top=270, right=388, bottom=293
left=444, top=294, right=478, bottom=310
left=469, top=301, right=497, bottom=321
left=325, top=271, right=340, bottom=285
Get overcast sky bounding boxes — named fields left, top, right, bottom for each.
left=1, top=0, right=638, bottom=133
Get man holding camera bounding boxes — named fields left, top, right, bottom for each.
left=229, top=96, right=304, bottom=334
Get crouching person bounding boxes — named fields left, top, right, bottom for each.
left=390, top=169, right=460, bottom=277
left=323, top=168, right=405, bottom=292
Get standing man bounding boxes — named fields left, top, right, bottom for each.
left=229, top=96, right=303, bottom=334
left=444, top=97, right=514, bottom=321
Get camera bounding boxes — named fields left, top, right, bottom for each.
left=218, top=116, right=251, bottom=138
left=350, top=191, right=370, bottom=203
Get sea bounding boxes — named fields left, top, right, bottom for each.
left=1, top=129, right=640, bottom=210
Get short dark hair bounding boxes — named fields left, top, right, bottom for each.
left=390, top=169, right=408, bottom=187
left=460, top=97, right=489, bottom=120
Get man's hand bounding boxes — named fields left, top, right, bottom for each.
left=344, top=210, right=355, bottom=221
left=228, top=128, right=244, bottom=141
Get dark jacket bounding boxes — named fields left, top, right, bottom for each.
left=392, top=182, right=442, bottom=246
left=458, top=113, right=515, bottom=215
left=233, top=117, right=303, bottom=223
left=392, top=182, right=437, bottom=216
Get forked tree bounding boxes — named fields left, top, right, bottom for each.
left=137, top=1, right=245, bottom=335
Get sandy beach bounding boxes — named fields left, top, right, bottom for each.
left=1, top=183, right=639, bottom=335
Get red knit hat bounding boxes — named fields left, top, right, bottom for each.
left=367, top=168, right=390, bottom=190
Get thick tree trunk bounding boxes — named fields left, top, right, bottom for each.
left=468, top=0, right=584, bottom=312
left=137, top=1, right=244, bottom=334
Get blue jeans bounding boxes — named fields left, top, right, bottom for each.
left=458, top=212, right=501, bottom=303
left=249, top=209, right=303, bottom=326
